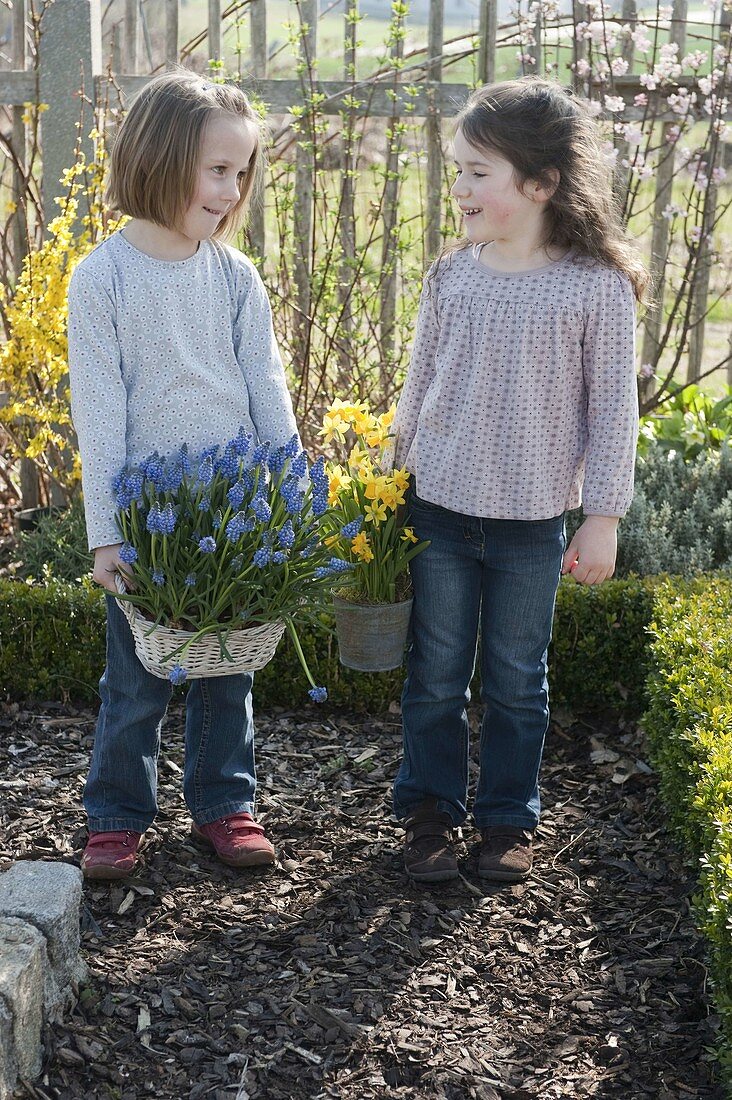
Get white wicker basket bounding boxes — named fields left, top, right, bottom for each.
left=114, top=575, right=286, bottom=680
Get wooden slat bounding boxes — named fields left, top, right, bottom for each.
left=293, top=0, right=318, bottom=367
left=337, top=0, right=358, bottom=382
left=248, top=0, right=267, bottom=260
left=12, top=0, right=37, bottom=510
left=478, top=0, right=497, bottom=84
left=380, top=5, right=405, bottom=367
left=165, top=0, right=179, bottom=67
left=572, top=0, right=587, bottom=93
left=124, top=0, right=139, bottom=73
left=109, top=74, right=730, bottom=121
left=208, top=0, right=222, bottom=62
left=0, top=71, right=40, bottom=105
left=640, top=0, right=688, bottom=378
left=426, top=0, right=444, bottom=263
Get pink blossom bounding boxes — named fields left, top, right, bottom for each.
left=640, top=363, right=655, bottom=379
left=689, top=225, right=703, bottom=242
left=634, top=93, right=648, bottom=107
left=574, top=58, right=591, bottom=77
left=612, top=57, right=629, bottom=76
left=639, top=72, right=658, bottom=91
left=603, top=95, right=626, bottom=113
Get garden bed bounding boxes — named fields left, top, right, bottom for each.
left=0, top=697, right=724, bottom=1099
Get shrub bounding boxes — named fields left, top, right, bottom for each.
left=0, top=575, right=653, bottom=714
left=566, top=442, right=732, bottom=579
left=15, top=494, right=92, bottom=583
left=643, top=576, right=732, bottom=1059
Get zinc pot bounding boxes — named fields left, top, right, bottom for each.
left=333, top=595, right=413, bottom=672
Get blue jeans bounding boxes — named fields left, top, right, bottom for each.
left=393, top=492, right=566, bottom=830
left=84, top=595, right=257, bottom=833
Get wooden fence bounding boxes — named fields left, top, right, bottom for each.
left=0, top=0, right=731, bottom=507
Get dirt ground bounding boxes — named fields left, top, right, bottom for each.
left=0, top=697, right=725, bottom=1100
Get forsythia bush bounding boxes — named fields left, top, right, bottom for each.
left=0, top=147, right=124, bottom=492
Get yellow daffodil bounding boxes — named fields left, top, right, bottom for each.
left=328, top=465, right=352, bottom=505
left=401, top=527, right=419, bottom=544
left=364, top=499, right=388, bottom=525
left=392, top=466, right=410, bottom=492
left=380, top=482, right=406, bottom=510
left=379, top=405, right=396, bottom=429
left=351, top=531, right=374, bottom=562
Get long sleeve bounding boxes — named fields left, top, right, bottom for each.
left=394, top=274, right=441, bottom=468
left=581, top=270, right=639, bottom=517
left=232, top=263, right=299, bottom=451
left=67, top=265, right=128, bottom=551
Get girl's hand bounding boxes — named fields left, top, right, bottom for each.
left=561, top=516, right=619, bottom=586
left=93, top=543, right=125, bottom=593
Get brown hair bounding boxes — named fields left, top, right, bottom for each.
left=106, top=70, right=265, bottom=240
left=439, top=77, right=649, bottom=302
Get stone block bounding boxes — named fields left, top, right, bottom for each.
left=0, top=861, right=87, bottom=1015
left=0, top=917, right=45, bottom=1088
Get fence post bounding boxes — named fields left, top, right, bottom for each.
left=380, top=4, right=405, bottom=367
left=293, top=0, right=317, bottom=365
left=639, top=0, right=687, bottom=387
left=249, top=0, right=267, bottom=260
left=478, top=0, right=497, bottom=84
left=426, top=0, right=444, bottom=263
left=11, top=0, right=38, bottom=511
left=208, top=0, right=222, bottom=63
left=39, top=0, right=101, bottom=223
left=124, top=0, right=139, bottom=72
left=165, top=0, right=179, bottom=67
left=337, top=0, right=358, bottom=384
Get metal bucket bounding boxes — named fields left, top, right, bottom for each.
left=333, top=596, right=413, bottom=672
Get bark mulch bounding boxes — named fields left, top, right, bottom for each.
left=0, top=697, right=725, bottom=1100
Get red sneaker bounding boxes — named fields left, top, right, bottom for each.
left=191, top=813, right=275, bottom=867
left=81, top=830, right=143, bottom=880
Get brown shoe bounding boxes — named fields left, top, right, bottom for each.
left=403, top=799, right=459, bottom=882
left=479, top=826, right=533, bottom=882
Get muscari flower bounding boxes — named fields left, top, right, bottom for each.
left=146, top=503, right=163, bottom=533
left=212, top=509, right=223, bottom=531
left=278, top=519, right=295, bottom=549
left=233, top=427, right=253, bottom=459
left=251, top=495, right=271, bottom=524
left=141, top=453, right=164, bottom=485
left=341, top=515, right=364, bottom=539
left=159, top=502, right=177, bottom=535
left=184, top=573, right=197, bottom=587
left=198, top=495, right=211, bottom=512
left=228, top=481, right=247, bottom=510
left=267, top=446, right=288, bottom=475
left=312, top=488, right=328, bottom=517
left=309, top=455, right=328, bottom=490
left=125, top=471, right=144, bottom=501
left=272, top=550, right=287, bottom=564
left=281, top=476, right=304, bottom=515
left=216, top=443, right=240, bottom=481
left=169, top=664, right=187, bottom=685
left=308, top=686, right=328, bottom=703
left=119, top=542, right=138, bottom=564
left=253, top=546, right=271, bottom=567
left=290, top=450, right=308, bottom=480
left=284, top=433, right=301, bottom=459
left=252, top=441, right=271, bottom=467
left=198, top=536, right=217, bottom=554
left=152, top=568, right=165, bottom=586
left=198, top=455, right=214, bottom=486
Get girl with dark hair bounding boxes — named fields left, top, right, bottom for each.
left=393, top=77, right=646, bottom=883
